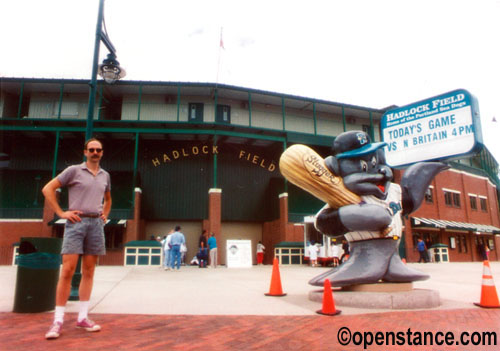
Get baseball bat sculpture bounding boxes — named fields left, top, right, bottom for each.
left=279, top=144, right=360, bottom=208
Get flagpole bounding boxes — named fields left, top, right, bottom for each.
left=216, top=27, right=224, bottom=86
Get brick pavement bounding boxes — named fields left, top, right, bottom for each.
left=1, top=309, right=499, bottom=351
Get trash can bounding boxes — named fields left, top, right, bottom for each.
left=13, top=237, right=62, bottom=313
left=430, top=243, right=449, bottom=263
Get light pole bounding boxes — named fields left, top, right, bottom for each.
left=85, top=0, right=126, bottom=140
left=71, top=0, right=125, bottom=301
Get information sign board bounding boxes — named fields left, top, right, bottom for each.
left=226, top=240, right=252, bottom=268
left=381, top=89, right=482, bottom=167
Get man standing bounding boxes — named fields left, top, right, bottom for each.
left=197, top=230, right=208, bottom=267
left=169, top=226, right=185, bottom=270
left=42, top=138, right=111, bottom=340
left=417, top=238, right=427, bottom=263
left=199, top=230, right=208, bottom=251
left=208, top=233, right=218, bottom=268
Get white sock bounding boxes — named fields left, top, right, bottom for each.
left=54, top=306, right=65, bottom=324
left=78, top=301, right=90, bottom=322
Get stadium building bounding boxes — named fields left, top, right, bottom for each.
left=1, top=77, right=499, bottom=265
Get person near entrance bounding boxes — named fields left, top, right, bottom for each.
left=256, top=241, right=265, bottom=265
left=424, top=238, right=433, bottom=262
left=478, top=243, right=488, bottom=260
left=308, top=241, right=319, bottom=267
left=42, top=138, right=111, bottom=340
left=340, top=239, right=350, bottom=263
left=417, top=238, right=427, bottom=263
left=198, top=230, right=208, bottom=267
left=169, top=226, right=186, bottom=270
left=208, top=233, right=218, bottom=268
left=162, top=230, right=173, bottom=270
left=330, top=240, right=340, bottom=267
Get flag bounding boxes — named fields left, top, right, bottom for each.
left=219, top=28, right=225, bottom=50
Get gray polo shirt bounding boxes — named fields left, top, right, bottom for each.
left=57, top=162, right=111, bottom=214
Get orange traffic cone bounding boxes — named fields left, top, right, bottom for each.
left=316, top=279, right=341, bottom=316
left=474, top=261, right=500, bottom=308
left=265, top=258, right=287, bottom=296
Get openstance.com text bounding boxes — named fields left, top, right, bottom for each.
left=337, top=326, right=497, bottom=350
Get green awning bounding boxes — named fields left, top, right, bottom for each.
left=125, top=240, right=162, bottom=247
left=412, top=217, right=500, bottom=234
left=274, top=241, right=304, bottom=248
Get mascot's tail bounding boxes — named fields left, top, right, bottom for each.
left=401, top=162, right=449, bottom=216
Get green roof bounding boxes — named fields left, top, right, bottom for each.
left=275, top=241, right=304, bottom=248
left=449, top=161, right=491, bottom=178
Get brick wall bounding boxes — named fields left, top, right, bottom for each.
left=0, top=221, right=44, bottom=265
left=99, top=249, right=124, bottom=266
left=397, top=167, right=500, bottom=263
left=208, top=189, right=222, bottom=264
left=262, top=219, right=281, bottom=265
left=261, top=193, right=307, bottom=264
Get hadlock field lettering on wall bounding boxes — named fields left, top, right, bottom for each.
left=151, top=144, right=276, bottom=172
left=238, top=150, right=276, bottom=172
left=152, top=145, right=217, bottom=166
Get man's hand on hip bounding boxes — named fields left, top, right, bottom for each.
left=61, top=210, right=82, bottom=223
left=100, top=213, right=107, bottom=223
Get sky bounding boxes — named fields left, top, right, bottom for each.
left=1, top=0, right=499, bottom=165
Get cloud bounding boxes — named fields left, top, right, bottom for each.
left=189, top=27, right=206, bottom=37
left=238, top=37, right=255, bottom=48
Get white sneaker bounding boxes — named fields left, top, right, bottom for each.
left=45, top=321, right=62, bottom=339
left=76, top=318, right=101, bottom=332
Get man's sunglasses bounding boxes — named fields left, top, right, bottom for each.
left=86, top=148, right=103, bottom=153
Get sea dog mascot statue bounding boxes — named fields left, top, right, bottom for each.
left=308, top=131, right=448, bottom=287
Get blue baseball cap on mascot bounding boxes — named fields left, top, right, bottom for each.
left=333, top=131, right=387, bottom=159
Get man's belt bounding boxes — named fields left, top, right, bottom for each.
left=80, top=213, right=101, bottom=218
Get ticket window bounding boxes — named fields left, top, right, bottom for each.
left=306, top=223, right=324, bottom=246
left=304, top=220, right=331, bottom=260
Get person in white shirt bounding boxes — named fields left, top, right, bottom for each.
left=331, top=242, right=340, bottom=267
left=256, top=241, right=265, bottom=265
left=308, top=241, right=319, bottom=267
left=180, top=242, right=187, bottom=265
left=162, top=230, right=173, bottom=270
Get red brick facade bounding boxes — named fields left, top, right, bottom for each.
left=207, top=189, right=222, bottom=264
left=124, top=188, right=143, bottom=244
left=261, top=193, right=304, bottom=264
left=399, top=168, right=499, bottom=262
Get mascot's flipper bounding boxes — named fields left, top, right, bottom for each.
left=309, top=238, right=430, bottom=286
left=401, top=162, right=449, bottom=215
left=382, top=249, right=430, bottom=282
left=309, top=238, right=396, bottom=287
left=307, top=266, right=341, bottom=286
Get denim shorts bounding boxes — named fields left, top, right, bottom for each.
left=62, top=217, right=106, bottom=255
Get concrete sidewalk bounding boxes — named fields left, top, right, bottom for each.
left=1, top=261, right=499, bottom=315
